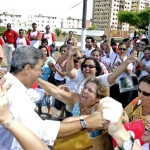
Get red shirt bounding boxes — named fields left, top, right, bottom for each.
left=3, top=29, right=18, bottom=44
left=0, top=38, right=4, bottom=46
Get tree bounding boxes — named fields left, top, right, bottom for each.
left=0, top=26, right=6, bottom=36
left=118, top=8, right=150, bottom=31
left=61, top=31, right=67, bottom=37
left=54, top=28, right=62, bottom=37
left=87, top=25, right=97, bottom=30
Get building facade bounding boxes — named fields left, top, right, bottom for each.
left=0, top=12, right=83, bottom=32
left=92, top=0, right=150, bottom=35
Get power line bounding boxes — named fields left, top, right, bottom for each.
left=71, top=1, right=83, bottom=9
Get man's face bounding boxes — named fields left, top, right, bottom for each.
left=45, top=26, right=50, bottom=32
left=137, top=41, right=146, bottom=51
left=32, top=25, right=37, bottom=31
left=19, top=30, right=24, bottom=37
left=138, top=81, right=150, bottom=107
left=28, top=59, right=45, bottom=86
left=7, top=24, right=11, bottom=31
left=85, top=39, right=93, bottom=49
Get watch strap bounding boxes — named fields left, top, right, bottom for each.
left=80, top=116, right=87, bottom=130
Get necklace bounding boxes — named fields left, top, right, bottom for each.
left=80, top=103, right=91, bottom=115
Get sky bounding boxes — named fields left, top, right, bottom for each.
left=0, top=0, right=93, bottom=19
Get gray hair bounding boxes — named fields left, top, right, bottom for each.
left=10, top=46, right=45, bottom=74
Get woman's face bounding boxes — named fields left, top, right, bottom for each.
left=41, top=48, right=47, bottom=57
left=144, top=50, right=150, bottom=60
left=60, top=48, right=67, bottom=55
left=91, top=51, right=100, bottom=62
left=82, top=59, right=97, bottom=78
left=80, top=82, right=98, bottom=107
left=118, top=44, right=127, bottom=56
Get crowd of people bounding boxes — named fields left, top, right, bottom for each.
left=0, top=22, right=150, bottom=150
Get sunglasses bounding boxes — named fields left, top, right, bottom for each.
left=19, top=32, right=24, bottom=34
left=138, top=88, right=150, bottom=97
left=119, top=48, right=126, bottom=51
left=83, top=64, right=96, bottom=69
left=68, top=42, right=73, bottom=45
left=7, top=26, right=11, bottom=27
left=46, top=28, right=50, bottom=29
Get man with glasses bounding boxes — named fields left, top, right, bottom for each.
left=2, top=23, right=18, bottom=67
left=28, top=23, right=40, bottom=48
left=41, top=25, right=56, bottom=56
left=15, top=29, right=30, bottom=48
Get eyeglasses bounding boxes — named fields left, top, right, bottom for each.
left=139, top=43, right=146, bottom=46
left=138, top=88, right=150, bottom=97
left=68, top=42, right=73, bottom=45
left=83, top=64, right=96, bottom=69
left=119, top=48, right=126, bottom=51
left=83, top=85, right=97, bottom=94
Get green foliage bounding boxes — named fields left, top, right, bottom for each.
left=118, top=8, right=150, bottom=31
left=87, top=25, right=97, bottom=30
left=54, top=28, right=62, bottom=37
left=0, top=26, right=6, bottom=35
left=61, top=31, right=67, bottom=37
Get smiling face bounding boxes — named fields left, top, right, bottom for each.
left=80, top=82, right=98, bottom=107
left=118, top=43, right=127, bottom=56
left=138, top=81, right=150, bottom=107
left=82, top=59, right=97, bottom=78
left=144, top=49, right=150, bottom=61
left=91, top=51, right=101, bottom=62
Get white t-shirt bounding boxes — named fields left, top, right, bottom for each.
left=29, top=31, right=40, bottom=48
left=109, top=48, right=133, bottom=83
left=82, top=48, right=95, bottom=57
left=42, top=33, right=53, bottom=46
left=139, top=58, right=150, bottom=79
left=69, top=69, right=110, bottom=94
left=101, top=56, right=111, bottom=69
left=16, top=37, right=27, bottom=48
left=0, top=73, right=60, bottom=150
left=54, top=63, right=66, bottom=81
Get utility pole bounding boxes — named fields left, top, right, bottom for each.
left=148, top=20, right=150, bottom=44
left=81, top=0, right=88, bottom=50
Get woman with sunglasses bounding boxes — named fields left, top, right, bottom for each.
left=108, top=42, right=136, bottom=108
left=66, top=46, right=137, bottom=95
left=125, top=75, right=150, bottom=128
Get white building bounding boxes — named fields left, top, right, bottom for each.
left=0, top=12, right=82, bottom=32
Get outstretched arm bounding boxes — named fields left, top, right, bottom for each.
left=107, top=53, right=137, bottom=85
left=0, top=77, right=49, bottom=150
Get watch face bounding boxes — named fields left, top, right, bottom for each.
left=123, top=136, right=134, bottom=150
left=123, top=141, right=133, bottom=150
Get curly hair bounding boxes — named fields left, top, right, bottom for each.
left=81, top=57, right=102, bottom=76
left=84, top=77, right=109, bottom=99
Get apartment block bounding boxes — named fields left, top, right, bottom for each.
left=92, top=0, right=150, bottom=35
left=0, top=12, right=82, bottom=32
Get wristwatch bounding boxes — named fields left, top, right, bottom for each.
left=79, top=116, right=87, bottom=130
left=118, top=135, right=134, bottom=150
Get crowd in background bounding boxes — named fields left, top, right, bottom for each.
left=0, top=22, right=150, bottom=150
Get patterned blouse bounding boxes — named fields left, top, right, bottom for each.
left=125, top=97, right=146, bottom=125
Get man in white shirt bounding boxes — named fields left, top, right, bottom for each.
left=0, top=46, right=106, bottom=150
left=28, top=23, right=40, bottom=48
left=82, top=36, right=95, bottom=57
